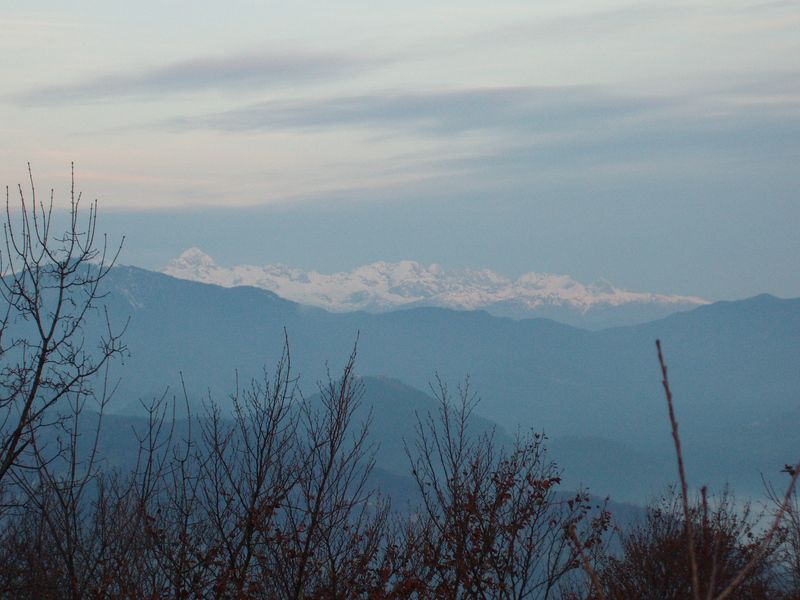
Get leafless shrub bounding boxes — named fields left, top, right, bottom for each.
left=570, top=341, right=800, bottom=600
left=396, top=377, right=609, bottom=599
left=596, top=486, right=778, bottom=600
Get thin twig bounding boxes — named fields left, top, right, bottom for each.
left=713, top=463, right=800, bottom=600
left=567, top=524, right=606, bottom=600
left=656, top=339, right=701, bottom=600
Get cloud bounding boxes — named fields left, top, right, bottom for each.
left=721, top=69, right=800, bottom=97
left=161, top=74, right=800, bottom=167
left=740, top=0, right=799, bottom=11
left=14, top=50, right=377, bottom=105
left=445, top=108, right=800, bottom=177
left=157, top=78, right=800, bottom=201
left=164, top=85, right=671, bottom=135
left=462, top=0, right=799, bottom=47
left=464, top=3, right=687, bottom=44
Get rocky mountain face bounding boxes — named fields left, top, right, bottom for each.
left=162, top=248, right=707, bottom=328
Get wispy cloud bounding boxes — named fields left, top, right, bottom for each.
left=464, top=3, right=688, bottom=44
left=163, top=85, right=671, bottom=135
left=161, top=73, right=800, bottom=159
left=14, top=50, right=378, bottom=105
left=720, top=69, right=800, bottom=97
left=445, top=107, right=800, bottom=175
left=740, top=0, right=799, bottom=11
left=462, top=0, right=799, bottom=47
left=157, top=77, right=800, bottom=198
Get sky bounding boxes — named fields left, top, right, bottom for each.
left=1, top=0, right=799, bottom=299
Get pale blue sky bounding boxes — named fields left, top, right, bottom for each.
left=2, top=1, right=799, bottom=298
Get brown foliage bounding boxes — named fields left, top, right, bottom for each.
left=597, top=487, right=778, bottom=600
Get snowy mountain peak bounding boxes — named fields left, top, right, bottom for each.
left=162, top=249, right=709, bottom=327
left=174, top=247, right=217, bottom=272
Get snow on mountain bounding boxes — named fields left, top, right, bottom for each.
left=162, top=248, right=708, bottom=324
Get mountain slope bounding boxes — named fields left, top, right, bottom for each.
left=57, top=377, right=650, bottom=511
left=95, top=267, right=800, bottom=500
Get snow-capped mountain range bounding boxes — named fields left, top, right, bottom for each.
left=162, top=248, right=708, bottom=328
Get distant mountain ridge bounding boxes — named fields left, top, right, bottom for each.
left=162, top=248, right=707, bottom=328
left=96, top=266, right=800, bottom=502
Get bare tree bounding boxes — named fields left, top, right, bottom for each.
left=130, top=342, right=388, bottom=599
left=0, top=164, right=125, bottom=495
left=401, top=377, right=608, bottom=599
left=766, top=477, right=800, bottom=599
left=570, top=341, right=800, bottom=600
left=654, top=340, right=799, bottom=600
left=270, top=344, right=389, bottom=599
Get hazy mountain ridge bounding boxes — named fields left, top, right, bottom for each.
left=95, top=267, right=800, bottom=502
left=162, top=248, right=708, bottom=328
left=56, top=377, right=642, bottom=516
